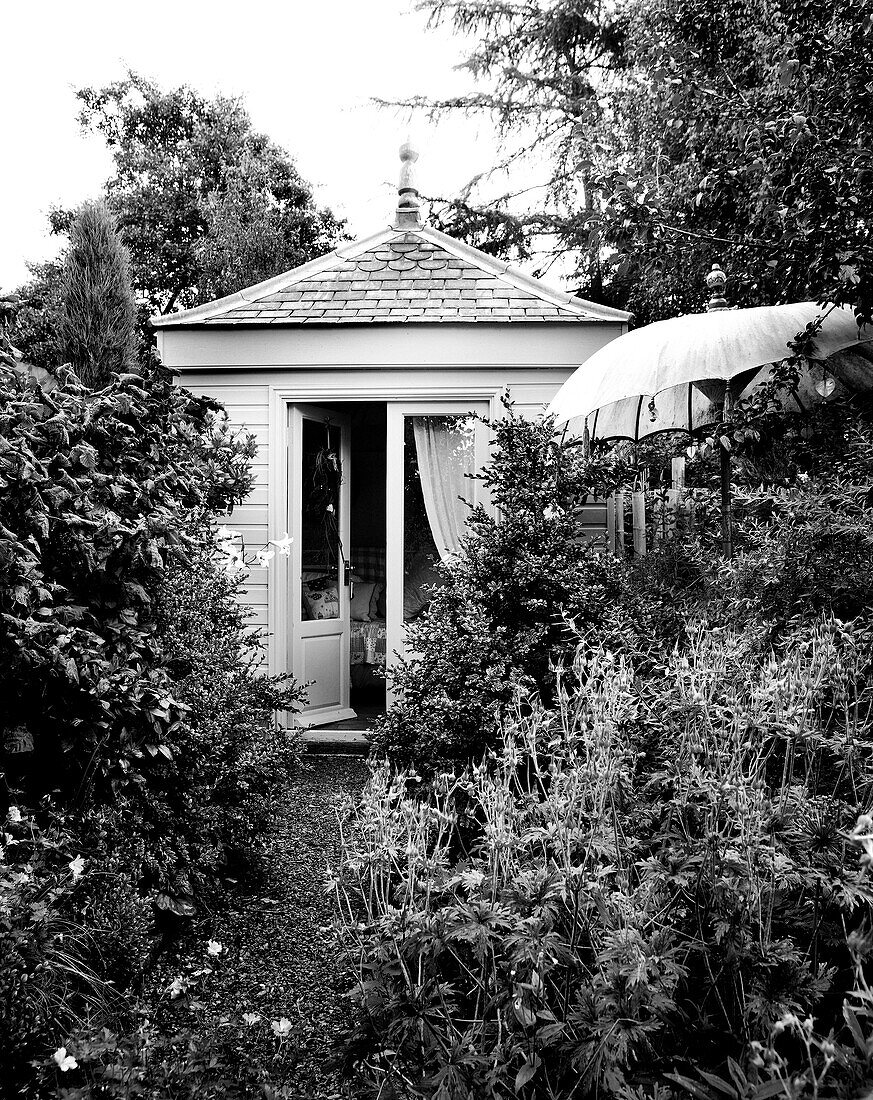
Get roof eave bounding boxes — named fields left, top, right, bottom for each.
left=155, top=316, right=616, bottom=331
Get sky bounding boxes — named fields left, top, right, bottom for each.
left=0, top=0, right=508, bottom=291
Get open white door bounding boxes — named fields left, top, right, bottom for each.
left=289, top=405, right=354, bottom=727
left=385, top=401, right=491, bottom=705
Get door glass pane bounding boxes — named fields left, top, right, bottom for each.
left=402, top=414, right=477, bottom=623
left=300, top=418, right=342, bottom=620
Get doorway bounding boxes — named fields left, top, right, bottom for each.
left=284, top=398, right=490, bottom=728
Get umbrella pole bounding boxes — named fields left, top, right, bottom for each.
left=720, top=387, right=734, bottom=558
left=719, top=442, right=733, bottom=557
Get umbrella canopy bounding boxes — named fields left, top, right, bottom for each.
left=549, top=302, right=873, bottom=438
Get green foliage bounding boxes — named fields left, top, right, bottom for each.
left=67, top=71, right=344, bottom=315
left=58, top=201, right=138, bottom=388
left=7, top=259, right=64, bottom=374
left=148, top=537, right=305, bottom=903
left=336, top=624, right=873, bottom=1098
left=37, top=1019, right=255, bottom=1099
left=0, top=320, right=305, bottom=1093
left=0, top=803, right=117, bottom=1096
left=596, top=0, right=873, bottom=323
left=418, top=0, right=873, bottom=321
left=347, top=392, right=873, bottom=1097
left=370, top=404, right=626, bottom=772
left=0, top=328, right=251, bottom=799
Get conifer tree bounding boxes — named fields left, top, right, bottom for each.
left=58, top=201, right=137, bottom=388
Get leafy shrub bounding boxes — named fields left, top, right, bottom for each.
left=371, top=405, right=626, bottom=772
left=0, top=803, right=117, bottom=1096
left=335, top=622, right=873, bottom=1097
left=0, top=325, right=305, bottom=1092
left=612, top=420, right=873, bottom=666
left=37, top=1019, right=254, bottom=1100
left=69, top=844, right=155, bottom=991
left=148, top=534, right=305, bottom=906
left=0, top=327, right=252, bottom=801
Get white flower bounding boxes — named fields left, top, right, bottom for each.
left=206, top=939, right=223, bottom=957
left=269, top=532, right=293, bottom=556
left=68, top=855, right=85, bottom=880
left=7, top=806, right=21, bottom=823
left=271, top=1017, right=293, bottom=1037
left=215, top=526, right=240, bottom=543
left=53, top=1047, right=78, bottom=1072
left=223, top=546, right=246, bottom=575
left=242, top=1012, right=261, bottom=1026
left=460, top=869, right=486, bottom=891
left=255, top=548, right=275, bottom=568
left=167, top=976, right=187, bottom=999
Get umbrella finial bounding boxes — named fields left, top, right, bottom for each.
left=705, top=263, right=729, bottom=311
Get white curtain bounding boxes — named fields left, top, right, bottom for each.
left=412, top=417, right=474, bottom=561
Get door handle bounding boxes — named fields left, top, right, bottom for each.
left=344, top=563, right=351, bottom=587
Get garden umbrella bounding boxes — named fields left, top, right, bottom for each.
left=548, top=272, right=873, bottom=554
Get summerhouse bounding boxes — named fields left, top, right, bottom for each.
left=153, top=146, right=630, bottom=727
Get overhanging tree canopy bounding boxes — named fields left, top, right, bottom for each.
left=414, top=0, right=873, bottom=323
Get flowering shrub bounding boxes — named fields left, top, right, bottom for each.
left=335, top=620, right=873, bottom=1097
left=0, top=803, right=115, bottom=1096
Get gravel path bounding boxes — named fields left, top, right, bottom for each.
left=201, top=754, right=367, bottom=1099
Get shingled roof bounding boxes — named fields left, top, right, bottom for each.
left=153, top=145, right=630, bottom=329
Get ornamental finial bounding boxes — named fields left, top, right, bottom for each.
left=394, top=140, right=422, bottom=227
left=705, top=262, right=729, bottom=311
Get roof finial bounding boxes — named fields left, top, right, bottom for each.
left=394, top=140, right=422, bottom=228
left=705, top=262, right=729, bottom=311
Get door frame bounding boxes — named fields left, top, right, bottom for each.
left=385, top=400, right=492, bottom=705
left=288, top=404, right=353, bottom=727
left=267, top=385, right=499, bottom=715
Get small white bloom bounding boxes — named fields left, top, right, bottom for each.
left=255, top=548, right=275, bottom=568
left=269, top=532, right=293, bottom=556
left=167, top=976, right=187, bottom=999
left=206, top=939, right=223, bottom=957
left=215, top=526, right=240, bottom=543
left=68, top=855, right=85, bottom=880
left=223, top=546, right=246, bottom=575
left=53, top=1047, right=78, bottom=1072
left=271, top=1017, right=293, bottom=1037
left=7, top=806, right=21, bottom=823
left=460, top=869, right=486, bottom=891
left=242, top=1012, right=261, bottom=1026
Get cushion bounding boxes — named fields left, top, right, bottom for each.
left=350, top=581, right=376, bottom=621
left=403, top=555, right=442, bottom=619
left=371, top=582, right=385, bottom=620
left=303, top=584, right=339, bottom=620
